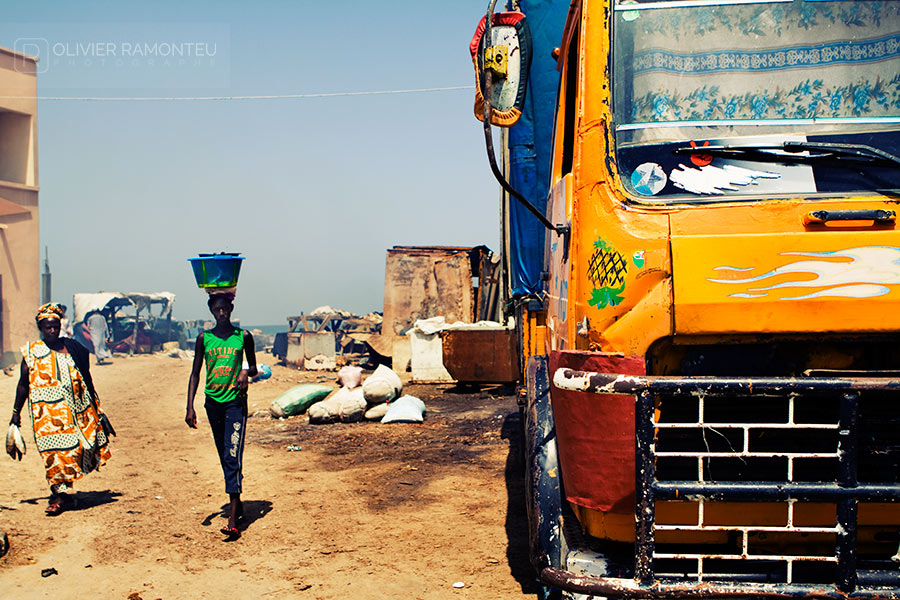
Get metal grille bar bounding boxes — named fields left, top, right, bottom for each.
left=636, top=388, right=655, bottom=584
left=653, top=482, right=900, bottom=501
left=837, top=392, right=860, bottom=592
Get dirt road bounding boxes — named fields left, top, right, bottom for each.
left=0, top=353, right=539, bottom=599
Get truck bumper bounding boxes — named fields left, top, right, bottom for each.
left=542, top=566, right=900, bottom=599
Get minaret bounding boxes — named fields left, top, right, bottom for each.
left=41, top=246, right=51, bottom=304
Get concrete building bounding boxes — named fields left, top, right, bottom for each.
left=0, top=47, right=39, bottom=359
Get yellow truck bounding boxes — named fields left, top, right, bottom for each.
left=472, top=0, right=900, bottom=597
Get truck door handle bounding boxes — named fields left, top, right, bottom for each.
left=802, top=209, right=895, bottom=226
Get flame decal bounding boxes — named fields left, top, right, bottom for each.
left=707, top=246, right=900, bottom=300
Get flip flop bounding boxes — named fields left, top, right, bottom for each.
left=220, top=525, right=240, bottom=539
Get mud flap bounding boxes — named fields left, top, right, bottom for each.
left=525, top=355, right=564, bottom=573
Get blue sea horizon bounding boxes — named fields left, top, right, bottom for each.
left=243, top=324, right=287, bottom=335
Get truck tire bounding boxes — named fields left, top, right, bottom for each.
left=524, top=355, right=566, bottom=592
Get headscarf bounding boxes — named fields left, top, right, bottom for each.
left=35, top=302, right=66, bottom=324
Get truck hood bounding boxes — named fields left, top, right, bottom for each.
left=671, top=204, right=900, bottom=335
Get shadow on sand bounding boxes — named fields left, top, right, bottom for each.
left=502, top=409, right=541, bottom=596
left=201, top=499, right=273, bottom=540
left=20, top=489, right=122, bottom=511
left=69, top=489, right=123, bottom=510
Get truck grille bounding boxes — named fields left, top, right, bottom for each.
left=551, top=368, right=900, bottom=596
left=642, top=383, right=900, bottom=591
left=654, top=390, right=900, bottom=585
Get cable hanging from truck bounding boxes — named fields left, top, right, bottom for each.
left=479, top=0, right=566, bottom=236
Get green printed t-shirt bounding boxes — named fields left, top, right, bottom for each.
left=203, top=329, right=245, bottom=403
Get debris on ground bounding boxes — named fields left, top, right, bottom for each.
left=167, top=348, right=194, bottom=360
left=305, top=354, right=334, bottom=371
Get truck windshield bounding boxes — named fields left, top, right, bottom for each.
left=612, top=0, right=900, bottom=202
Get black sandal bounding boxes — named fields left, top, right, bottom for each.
left=45, top=496, right=64, bottom=516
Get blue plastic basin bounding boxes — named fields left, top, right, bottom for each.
left=188, top=253, right=245, bottom=288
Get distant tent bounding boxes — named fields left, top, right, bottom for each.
left=73, top=292, right=175, bottom=322
left=73, top=291, right=176, bottom=355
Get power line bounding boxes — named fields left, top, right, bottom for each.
left=0, top=85, right=474, bottom=102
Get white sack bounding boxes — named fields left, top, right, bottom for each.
left=338, top=365, right=363, bottom=389
left=364, top=403, right=390, bottom=421
left=381, top=395, right=426, bottom=424
left=308, top=387, right=367, bottom=424
left=362, top=364, right=402, bottom=405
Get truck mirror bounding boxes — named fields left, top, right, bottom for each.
left=470, top=11, right=532, bottom=127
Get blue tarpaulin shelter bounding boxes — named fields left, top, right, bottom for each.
left=504, top=0, right=569, bottom=297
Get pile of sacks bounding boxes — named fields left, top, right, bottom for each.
left=269, top=364, right=425, bottom=424
left=360, top=365, right=426, bottom=423
left=309, top=365, right=390, bottom=424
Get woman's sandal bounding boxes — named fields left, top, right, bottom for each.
left=46, top=494, right=76, bottom=516
left=45, top=497, right=64, bottom=516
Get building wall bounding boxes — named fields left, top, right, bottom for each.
left=0, top=48, right=39, bottom=356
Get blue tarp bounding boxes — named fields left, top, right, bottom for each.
left=506, top=0, right=568, bottom=297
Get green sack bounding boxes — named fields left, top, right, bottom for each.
left=270, top=384, right=333, bottom=418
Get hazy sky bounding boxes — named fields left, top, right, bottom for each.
left=1, top=0, right=501, bottom=324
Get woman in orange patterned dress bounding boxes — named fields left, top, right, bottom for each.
left=8, top=303, right=112, bottom=515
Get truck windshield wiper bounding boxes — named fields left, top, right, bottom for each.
left=673, top=141, right=900, bottom=167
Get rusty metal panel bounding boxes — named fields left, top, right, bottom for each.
left=440, top=328, right=518, bottom=383
left=380, top=247, right=476, bottom=352
left=285, top=331, right=335, bottom=369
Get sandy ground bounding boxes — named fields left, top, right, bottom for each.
left=0, top=352, right=539, bottom=599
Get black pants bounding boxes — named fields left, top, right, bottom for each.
left=204, top=397, right=247, bottom=494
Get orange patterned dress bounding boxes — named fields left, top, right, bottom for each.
left=22, top=340, right=111, bottom=488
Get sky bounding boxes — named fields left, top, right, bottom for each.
left=0, top=0, right=502, bottom=324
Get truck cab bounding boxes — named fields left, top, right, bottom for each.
left=474, top=0, right=900, bottom=597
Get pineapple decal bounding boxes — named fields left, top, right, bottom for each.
left=588, top=238, right=628, bottom=308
